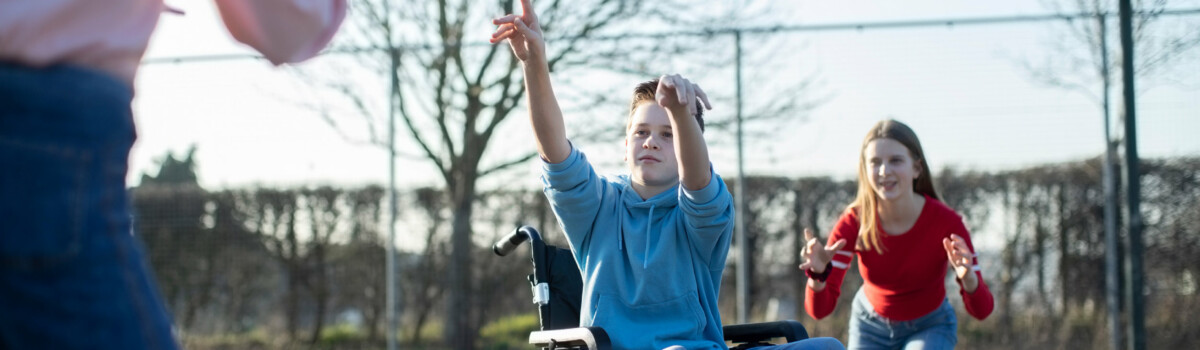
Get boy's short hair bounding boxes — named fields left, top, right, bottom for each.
left=627, top=79, right=705, bottom=132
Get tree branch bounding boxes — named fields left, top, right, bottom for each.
left=479, top=151, right=540, bottom=178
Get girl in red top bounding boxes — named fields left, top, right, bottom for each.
left=799, top=119, right=993, bottom=349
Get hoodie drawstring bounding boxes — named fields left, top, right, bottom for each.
left=644, top=204, right=655, bottom=269
left=617, top=210, right=625, bottom=251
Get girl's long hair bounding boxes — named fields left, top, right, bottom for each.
left=851, top=119, right=940, bottom=255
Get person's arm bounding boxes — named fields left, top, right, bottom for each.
left=654, top=75, right=713, bottom=191
left=541, top=148, right=604, bottom=255
left=804, top=212, right=856, bottom=320
left=943, top=223, right=994, bottom=320
left=678, top=171, right=733, bottom=267
left=214, top=0, right=347, bottom=65
left=495, top=0, right=602, bottom=257
left=799, top=228, right=847, bottom=292
left=662, top=75, right=727, bottom=265
left=491, top=0, right=569, bottom=164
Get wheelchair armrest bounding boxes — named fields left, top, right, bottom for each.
left=723, top=320, right=810, bottom=344
left=529, top=327, right=611, bottom=350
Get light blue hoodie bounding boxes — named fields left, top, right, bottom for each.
left=542, top=146, right=734, bottom=350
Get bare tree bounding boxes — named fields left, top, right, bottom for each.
left=298, top=187, right=348, bottom=344
left=1018, top=7, right=1198, bottom=344
left=403, top=187, right=448, bottom=346
left=238, top=188, right=306, bottom=340
left=208, top=190, right=277, bottom=335
left=1024, top=0, right=1200, bottom=100
left=339, top=186, right=387, bottom=341
left=132, top=148, right=215, bottom=332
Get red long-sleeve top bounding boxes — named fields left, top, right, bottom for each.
left=805, top=196, right=993, bottom=321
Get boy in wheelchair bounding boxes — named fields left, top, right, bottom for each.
left=491, top=1, right=843, bottom=349
left=496, top=226, right=846, bottom=350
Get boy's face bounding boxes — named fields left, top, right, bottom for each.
left=625, top=102, right=679, bottom=190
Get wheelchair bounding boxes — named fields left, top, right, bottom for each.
left=493, top=225, right=811, bottom=350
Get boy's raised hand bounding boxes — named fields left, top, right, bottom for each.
left=655, top=74, right=712, bottom=118
left=490, top=0, right=545, bottom=64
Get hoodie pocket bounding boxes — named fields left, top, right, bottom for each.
left=592, top=291, right=707, bottom=348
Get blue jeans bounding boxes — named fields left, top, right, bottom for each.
left=661, top=336, right=844, bottom=350
left=847, top=289, right=956, bottom=350
left=749, top=337, right=846, bottom=350
left=0, top=62, right=178, bottom=349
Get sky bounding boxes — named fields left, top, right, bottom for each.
left=131, top=0, right=1200, bottom=191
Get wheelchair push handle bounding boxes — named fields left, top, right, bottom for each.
left=493, top=225, right=541, bottom=256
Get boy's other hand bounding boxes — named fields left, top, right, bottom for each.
left=491, top=0, right=544, bottom=64
left=655, top=74, right=712, bottom=117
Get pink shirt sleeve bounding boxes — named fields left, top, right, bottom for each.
left=214, top=0, right=348, bottom=65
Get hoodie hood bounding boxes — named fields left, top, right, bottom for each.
left=615, top=174, right=680, bottom=209
left=613, top=175, right=679, bottom=256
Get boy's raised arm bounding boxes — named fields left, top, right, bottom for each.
left=656, top=75, right=714, bottom=191
left=491, top=0, right=570, bottom=164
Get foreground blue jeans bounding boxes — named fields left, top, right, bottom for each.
left=847, top=288, right=956, bottom=350
left=661, top=336, right=844, bottom=350
left=0, top=62, right=178, bottom=349
left=748, top=336, right=846, bottom=350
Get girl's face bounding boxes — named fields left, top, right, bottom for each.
left=864, top=138, right=921, bottom=202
